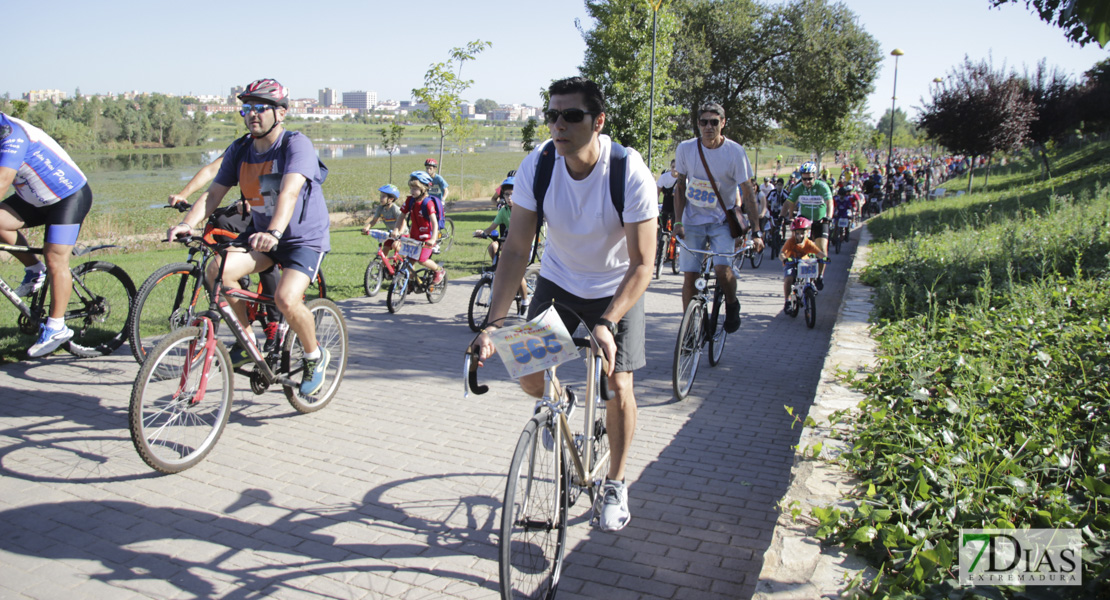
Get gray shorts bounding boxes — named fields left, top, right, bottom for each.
left=526, top=276, right=646, bottom=373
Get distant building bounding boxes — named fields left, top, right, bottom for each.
left=319, top=88, right=338, bottom=108
left=342, top=90, right=377, bottom=111
left=24, top=90, right=66, bottom=104
left=229, top=85, right=245, bottom=105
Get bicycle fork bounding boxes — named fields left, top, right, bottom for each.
left=177, top=316, right=221, bottom=405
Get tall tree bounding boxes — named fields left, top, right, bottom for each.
left=578, top=0, right=683, bottom=169
left=918, top=56, right=1036, bottom=192
left=412, top=40, right=491, bottom=169
left=1021, top=60, right=1078, bottom=179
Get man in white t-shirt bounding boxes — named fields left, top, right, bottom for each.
left=673, top=102, right=763, bottom=333
left=471, top=76, right=657, bottom=533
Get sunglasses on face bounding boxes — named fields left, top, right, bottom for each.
left=699, top=118, right=720, bottom=127
left=801, top=177, right=814, bottom=182
left=544, top=108, right=593, bottom=124
left=239, top=104, right=274, bottom=116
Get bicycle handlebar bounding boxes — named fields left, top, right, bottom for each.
left=464, top=338, right=612, bottom=400
left=674, top=236, right=749, bottom=258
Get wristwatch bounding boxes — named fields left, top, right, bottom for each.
left=596, top=318, right=618, bottom=337
left=267, top=229, right=283, bottom=240
left=751, top=230, right=763, bottom=239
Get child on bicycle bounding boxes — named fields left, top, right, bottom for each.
left=392, top=171, right=445, bottom=284
left=362, top=184, right=405, bottom=259
left=780, top=216, right=828, bottom=313
left=474, top=177, right=530, bottom=308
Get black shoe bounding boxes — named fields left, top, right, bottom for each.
left=815, top=277, right=824, bottom=291
left=784, top=300, right=792, bottom=313
left=724, top=300, right=741, bottom=333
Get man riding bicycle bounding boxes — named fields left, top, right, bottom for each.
left=0, top=112, right=94, bottom=357
left=781, top=161, right=832, bottom=289
left=470, top=76, right=657, bottom=533
left=166, top=77, right=332, bottom=396
left=423, top=158, right=449, bottom=203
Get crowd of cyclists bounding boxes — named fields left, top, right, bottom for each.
left=3, top=74, right=979, bottom=541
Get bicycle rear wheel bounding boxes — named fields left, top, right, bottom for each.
left=364, top=258, right=385, bottom=297
left=66, top=261, right=137, bottom=358
left=387, top=269, right=410, bottom=314
left=426, top=270, right=448, bottom=304
left=283, top=298, right=348, bottom=413
left=500, top=414, right=568, bottom=600
left=128, top=262, right=202, bottom=364
left=129, top=326, right=233, bottom=474
left=468, top=275, right=493, bottom=332
left=708, top=288, right=727, bottom=367
left=672, top=300, right=705, bottom=400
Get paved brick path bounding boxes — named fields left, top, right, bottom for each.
left=0, top=236, right=858, bottom=599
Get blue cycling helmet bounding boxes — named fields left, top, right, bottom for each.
left=378, top=184, right=400, bottom=198
left=409, top=171, right=433, bottom=186
left=799, top=161, right=818, bottom=175
left=502, top=176, right=515, bottom=187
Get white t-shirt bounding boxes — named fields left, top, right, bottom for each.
left=674, top=137, right=753, bottom=227
left=656, top=170, right=677, bottom=190
left=514, top=135, right=659, bottom=299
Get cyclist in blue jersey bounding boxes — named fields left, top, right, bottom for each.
left=423, top=159, right=449, bottom=203
left=0, top=112, right=95, bottom=357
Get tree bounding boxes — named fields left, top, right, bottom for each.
left=474, top=98, right=499, bottom=114
left=521, top=118, right=540, bottom=152
left=412, top=39, right=491, bottom=169
left=1021, top=60, right=1079, bottom=179
left=380, top=122, right=405, bottom=184
left=875, top=108, right=923, bottom=151
left=579, top=0, right=683, bottom=169
left=988, top=0, right=1110, bottom=48
left=918, top=56, right=1036, bottom=192
left=1076, top=58, right=1110, bottom=131
left=778, top=0, right=880, bottom=168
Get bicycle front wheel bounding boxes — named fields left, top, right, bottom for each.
left=66, top=261, right=137, bottom=358
left=654, top=232, right=667, bottom=279
left=129, top=326, right=233, bottom=474
left=364, top=258, right=385, bottom=297
left=804, top=286, right=817, bottom=329
left=834, top=228, right=843, bottom=254
left=283, top=298, right=348, bottom=413
left=387, top=269, right=410, bottom=314
left=468, top=275, right=493, bottom=332
left=673, top=300, right=705, bottom=400
left=671, top=239, right=680, bottom=274
left=500, top=414, right=568, bottom=600
left=750, top=241, right=764, bottom=268
left=128, top=262, right=203, bottom=364
left=708, top=288, right=727, bottom=367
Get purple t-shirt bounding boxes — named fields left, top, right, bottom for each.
left=213, top=131, right=330, bottom=252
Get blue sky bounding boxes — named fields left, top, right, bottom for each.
left=5, top=0, right=1107, bottom=125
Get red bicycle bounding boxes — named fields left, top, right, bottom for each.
left=363, top=229, right=405, bottom=297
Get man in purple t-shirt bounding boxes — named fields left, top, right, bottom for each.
left=166, top=78, right=333, bottom=397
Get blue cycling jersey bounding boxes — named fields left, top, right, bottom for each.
left=0, top=113, right=88, bottom=206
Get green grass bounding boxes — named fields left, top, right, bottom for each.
left=811, top=141, right=1110, bottom=599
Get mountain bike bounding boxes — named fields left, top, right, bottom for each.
left=464, top=315, right=612, bottom=600
left=832, top=212, right=853, bottom=254
left=784, top=256, right=826, bottom=329
left=362, top=229, right=405, bottom=297
left=129, top=235, right=348, bottom=474
left=128, top=204, right=326, bottom=365
left=767, top=215, right=785, bottom=259
left=467, top=233, right=539, bottom=332
left=0, top=242, right=135, bottom=357
left=672, top=237, right=747, bottom=400
left=386, top=237, right=449, bottom=314
left=653, top=213, right=678, bottom=278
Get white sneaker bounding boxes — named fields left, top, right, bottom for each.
left=594, top=478, right=631, bottom=532
left=16, top=269, right=47, bottom=297
left=28, top=324, right=74, bottom=358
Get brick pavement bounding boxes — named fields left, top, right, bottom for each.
left=0, top=234, right=860, bottom=599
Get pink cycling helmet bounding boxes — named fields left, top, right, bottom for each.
left=238, top=78, right=290, bottom=108
left=791, top=216, right=812, bottom=231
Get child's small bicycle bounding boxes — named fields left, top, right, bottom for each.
left=386, top=236, right=449, bottom=314
left=784, top=256, right=826, bottom=329
left=362, top=229, right=405, bottom=297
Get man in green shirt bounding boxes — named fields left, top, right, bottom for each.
left=781, top=161, right=833, bottom=288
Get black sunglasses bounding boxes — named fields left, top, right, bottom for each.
left=699, top=118, right=720, bottom=127
left=544, top=108, right=594, bottom=124
left=801, top=176, right=814, bottom=181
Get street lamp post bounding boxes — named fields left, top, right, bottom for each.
left=887, top=48, right=904, bottom=180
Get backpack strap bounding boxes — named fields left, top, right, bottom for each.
left=609, top=141, right=627, bottom=226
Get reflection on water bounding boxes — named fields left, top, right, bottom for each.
left=80, top=139, right=522, bottom=173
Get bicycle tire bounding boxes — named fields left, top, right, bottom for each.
left=364, top=258, right=385, bottom=297
left=654, top=232, right=667, bottom=279
left=708, top=287, right=727, bottom=367
left=672, top=300, right=705, bottom=400
left=500, top=414, right=568, bottom=600
left=468, top=275, right=493, bottom=332
left=387, top=268, right=410, bottom=314
left=834, top=228, right=842, bottom=254
left=804, top=287, right=817, bottom=329
left=311, top=270, right=327, bottom=299
left=587, top=391, right=610, bottom=504
left=426, top=270, right=448, bottom=304
left=65, top=261, right=137, bottom=358
left=129, top=326, right=233, bottom=474
left=282, top=298, right=348, bottom=413
left=127, top=262, right=202, bottom=364
left=671, top=240, right=680, bottom=274
left=750, top=242, right=764, bottom=269
left=438, top=217, right=455, bottom=253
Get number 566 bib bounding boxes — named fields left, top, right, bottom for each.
left=489, top=306, right=579, bottom=379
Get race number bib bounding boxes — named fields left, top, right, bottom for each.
left=838, top=218, right=851, bottom=228
left=685, top=176, right=718, bottom=209
left=489, top=306, right=579, bottom=379
left=396, top=238, right=424, bottom=260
